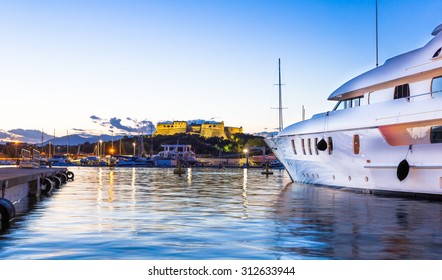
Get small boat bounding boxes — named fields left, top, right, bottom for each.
left=115, top=156, right=154, bottom=167
left=269, top=159, right=284, bottom=170
left=48, top=156, right=76, bottom=166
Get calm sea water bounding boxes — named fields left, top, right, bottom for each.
left=1, top=167, right=442, bottom=260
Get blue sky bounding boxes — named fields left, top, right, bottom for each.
left=0, top=0, right=441, bottom=135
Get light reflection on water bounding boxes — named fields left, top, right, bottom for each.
left=1, top=167, right=442, bottom=260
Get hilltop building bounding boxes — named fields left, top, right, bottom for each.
left=154, top=121, right=243, bottom=139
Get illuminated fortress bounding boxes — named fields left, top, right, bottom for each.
left=154, top=121, right=243, bottom=139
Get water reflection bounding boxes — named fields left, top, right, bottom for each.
left=1, top=167, right=442, bottom=260
left=273, top=184, right=442, bottom=259
left=187, top=168, right=192, bottom=185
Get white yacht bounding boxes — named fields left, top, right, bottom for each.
left=152, top=144, right=197, bottom=167
left=265, top=24, right=442, bottom=196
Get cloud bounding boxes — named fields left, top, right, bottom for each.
left=90, top=115, right=101, bottom=121
left=9, top=129, right=52, bottom=140
left=109, top=117, right=138, bottom=133
left=89, top=116, right=155, bottom=134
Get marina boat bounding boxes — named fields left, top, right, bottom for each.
left=265, top=24, right=442, bottom=196
left=152, top=144, right=197, bottom=167
left=115, top=156, right=154, bottom=167
left=269, top=159, right=284, bottom=170
left=48, top=156, right=76, bottom=166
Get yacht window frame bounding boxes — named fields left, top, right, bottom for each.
left=328, top=137, right=333, bottom=155
left=431, top=76, right=442, bottom=98
left=353, top=134, right=360, bottom=154
left=314, top=138, right=319, bottom=155
left=291, top=139, right=297, bottom=155
left=394, top=84, right=410, bottom=100
left=430, top=126, right=442, bottom=143
left=332, top=96, right=363, bottom=111
left=301, top=138, right=306, bottom=155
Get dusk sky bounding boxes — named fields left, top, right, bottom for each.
left=1, top=0, right=441, bottom=136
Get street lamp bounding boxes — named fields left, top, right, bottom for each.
left=133, top=142, right=136, bottom=156
left=243, top=148, right=249, bottom=167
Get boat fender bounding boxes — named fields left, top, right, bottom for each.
left=66, top=171, right=75, bottom=181
left=57, top=173, right=68, bottom=184
left=51, top=176, right=62, bottom=189
left=0, top=198, right=16, bottom=227
left=40, top=178, right=53, bottom=195
left=397, top=159, right=410, bottom=181
left=317, top=138, right=328, bottom=151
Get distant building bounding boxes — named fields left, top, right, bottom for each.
left=154, top=121, right=243, bottom=139
left=154, top=121, right=187, bottom=136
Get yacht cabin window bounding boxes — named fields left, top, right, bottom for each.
left=433, top=47, right=441, bottom=59
left=394, top=84, right=410, bottom=100
left=301, top=139, right=306, bottom=155
left=328, top=137, right=333, bottom=155
left=430, top=126, right=442, bottom=143
left=291, top=139, right=297, bottom=155
left=353, top=134, right=360, bottom=154
left=431, top=76, right=442, bottom=98
left=333, top=96, right=363, bottom=111
left=314, top=138, right=319, bottom=155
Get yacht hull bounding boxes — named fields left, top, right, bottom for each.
left=265, top=98, right=442, bottom=196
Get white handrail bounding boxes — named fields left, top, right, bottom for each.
left=20, top=149, right=41, bottom=168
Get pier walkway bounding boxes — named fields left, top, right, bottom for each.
left=0, top=167, right=68, bottom=203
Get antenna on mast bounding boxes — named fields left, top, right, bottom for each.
left=375, top=0, right=379, bottom=67
left=271, top=58, right=287, bottom=132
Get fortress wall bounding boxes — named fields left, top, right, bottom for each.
left=154, top=121, right=242, bottom=139
left=200, top=122, right=227, bottom=139
left=154, top=121, right=187, bottom=135
left=225, top=127, right=243, bottom=139
left=189, top=125, right=201, bottom=133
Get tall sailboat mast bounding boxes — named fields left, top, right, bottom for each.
left=278, top=58, right=283, bottom=131
left=271, top=58, right=287, bottom=133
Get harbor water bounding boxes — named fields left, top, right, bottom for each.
left=1, top=167, right=442, bottom=260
